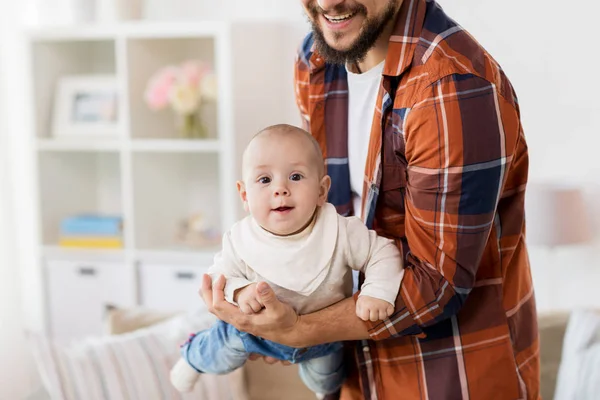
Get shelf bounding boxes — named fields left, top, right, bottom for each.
left=126, top=36, right=218, bottom=139
left=132, top=152, right=222, bottom=250
left=38, top=152, right=122, bottom=245
left=26, top=22, right=228, bottom=42
left=36, top=138, right=222, bottom=153
left=42, top=246, right=128, bottom=262
left=131, top=139, right=221, bottom=153
left=134, top=249, right=218, bottom=265
left=37, top=138, right=121, bottom=152
left=41, top=246, right=218, bottom=266
left=31, top=40, right=117, bottom=140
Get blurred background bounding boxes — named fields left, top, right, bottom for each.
left=0, top=0, right=598, bottom=399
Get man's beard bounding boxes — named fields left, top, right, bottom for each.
left=307, top=1, right=399, bottom=65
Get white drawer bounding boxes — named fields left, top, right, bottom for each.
left=139, top=263, right=210, bottom=313
left=46, top=260, right=135, bottom=341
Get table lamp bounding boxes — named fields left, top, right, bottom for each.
left=525, top=183, right=592, bottom=248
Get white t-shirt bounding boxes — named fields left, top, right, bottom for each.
left=346, top=61, right=385, bottom=219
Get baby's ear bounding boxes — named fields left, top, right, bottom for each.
left=236, top=181, right=249, bottom=211
left=318, top=175, right=331, bottom=205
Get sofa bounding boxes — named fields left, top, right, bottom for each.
left=27, top=309, right=572, bottom=400
left=106, top=309, right=571, bottom=400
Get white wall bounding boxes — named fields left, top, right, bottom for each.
left=0, top=1, right=38, bottom=397
left=0, top=111, right=30, bottom=399
left=144, top=0, right=306, bottom=23
left=0, top=144, right=31, bottom=400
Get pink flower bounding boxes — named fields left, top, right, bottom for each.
left=144, top=60, right=217, bottom=115
left=180, top=60, right=211, bottom=89
left=144, top=66, right=179, bottom=110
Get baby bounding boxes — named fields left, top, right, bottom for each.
left=170, top=124, right=404, bottom=396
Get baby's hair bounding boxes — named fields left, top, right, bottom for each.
left=246, top=124, right=325, bottom=177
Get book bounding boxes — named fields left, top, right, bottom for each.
left=59, top=237, right=123, bottom=249
left=60, top=215, right=123, bottom=236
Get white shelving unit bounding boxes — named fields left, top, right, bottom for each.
left=23, top=20, right=306, bottom=342
left=26, top=22, right=240, bottom=342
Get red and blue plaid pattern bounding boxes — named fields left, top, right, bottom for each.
left=295, top=1, right=540, bottom=399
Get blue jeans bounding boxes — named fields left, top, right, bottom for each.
left=180, top=320, right=346, bottom=394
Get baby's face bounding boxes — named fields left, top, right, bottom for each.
left=238, top=132, right=329, bottom=236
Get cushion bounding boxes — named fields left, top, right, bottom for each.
left=28, top=308, right=243, bottom=400
left=554, top=309, right=600, bottom=400
left=104, top=306, right=315, bottom=400
left=103, top=304, right=180, bottom=335
left=538, top=312, right=570, bottom=400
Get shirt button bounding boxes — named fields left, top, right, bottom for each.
left=362, top=346, right=369, bottom=352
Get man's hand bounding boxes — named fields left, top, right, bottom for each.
left=233, top=283, right=264, bottom=315
left=201, top=274, right=303, bottom=347
left=356, top=295, right=394, bottom=322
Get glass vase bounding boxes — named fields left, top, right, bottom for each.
left=177, top=112, right=206, bottom=139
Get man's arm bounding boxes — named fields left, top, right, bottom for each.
left=201, top=274, right=369, bottom=348
left=358, top=74, right=523, bottom=340
left=296, top=297, right=370, bottom=346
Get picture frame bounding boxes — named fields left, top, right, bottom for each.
left=52, top=75, right=119, bottom=138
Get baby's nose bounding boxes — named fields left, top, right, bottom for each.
left=273, top=187, right=289, bottom=196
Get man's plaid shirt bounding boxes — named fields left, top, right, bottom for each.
left=294, top=0, right=540, bottom=399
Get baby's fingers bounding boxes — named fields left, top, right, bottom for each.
left=369, top=308, right=379, bottom=322
left=378, top=308, right=389, bottom=321
left=386, top=304, right=394, bottom=318
left=239, top=302, right=254, bottom=315
left=248, top=299, right=263, bottom=313
left=356, top=302, right=370, bottom=321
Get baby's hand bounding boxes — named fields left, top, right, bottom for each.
left=233, top=283, right=264, bottom=315
left=356, top=296, right=394, bottom=322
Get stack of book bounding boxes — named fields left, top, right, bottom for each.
left=59, top=215, right=123, bottom=249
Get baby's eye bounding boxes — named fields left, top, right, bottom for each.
left=258, top=177, right=271, bottom=184
left=290, top=173, right=303, bottom=181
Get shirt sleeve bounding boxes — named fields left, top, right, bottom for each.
left=361, top=74, right=522, bottom=340
left=207, top=233, right=254, bottom=304
left=344, top=217, right=404, bottom=305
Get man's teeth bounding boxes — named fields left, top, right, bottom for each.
left=324, top=12, right=355, bottom=23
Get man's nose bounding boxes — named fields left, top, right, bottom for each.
left=317, top=0, right=346, bottom=12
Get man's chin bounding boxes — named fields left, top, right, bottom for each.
left=323, top=39, right=354, bottom=54
left=319, top=28, right=358, bottom=49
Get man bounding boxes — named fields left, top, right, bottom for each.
left=202, top=0, right=540, bottom=398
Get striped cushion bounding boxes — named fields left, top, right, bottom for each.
left=554, top=309, right=600, bottom=400
left=29, top=310, right=240, bottom=400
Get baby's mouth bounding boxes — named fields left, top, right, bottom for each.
left=273, top=206, right=293, bottom=212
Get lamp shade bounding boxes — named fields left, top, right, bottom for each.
left=525, top=184, right=592, bottom=247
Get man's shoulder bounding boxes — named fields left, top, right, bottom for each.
left=390, top=1, right=515, bottom=106
left=405, top=2, right=517, bottom=105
